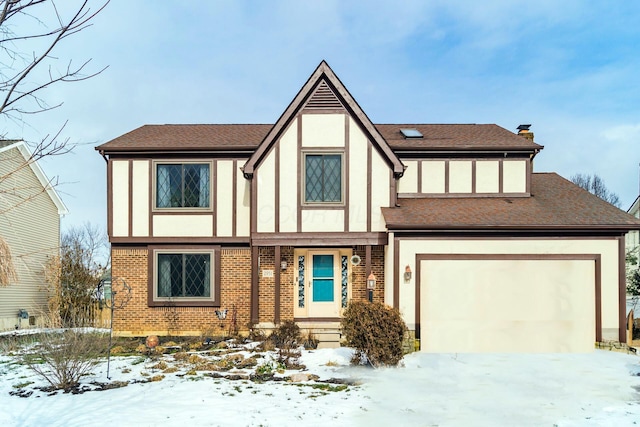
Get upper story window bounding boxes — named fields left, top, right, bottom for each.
left=304, top=153, right=342, bottom=203
left=156, top=163, right=210, bottom=208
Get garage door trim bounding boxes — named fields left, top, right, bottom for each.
left=414, top=253, right=602, bottom=346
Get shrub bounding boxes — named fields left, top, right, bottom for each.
left=23, top=329, right=109, bottom=390
left=341, top=301, right=407, bottom=368
left=270, top=320, right=302, bottom=369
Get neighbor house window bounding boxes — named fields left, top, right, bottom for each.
left=156, top=252, right=212, bottom=299
left=304, top=154, right=342, bottom=203
left=156, top=163, right=210, bottom=208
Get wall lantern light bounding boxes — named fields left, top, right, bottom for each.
left=404, top=265, right=412, bottom=281
left=367, top=273, right=376, bottom=290
left=280, top=260, right=287, bottom=270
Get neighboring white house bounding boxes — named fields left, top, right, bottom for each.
left=0, top=140, right=68, bottom=331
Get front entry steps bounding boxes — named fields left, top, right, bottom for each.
left=297, top=321, right=342, bottom=349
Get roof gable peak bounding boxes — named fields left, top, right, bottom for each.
left=243, top=61, right=404, bottom=178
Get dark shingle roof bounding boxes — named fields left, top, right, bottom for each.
left=96, top=124, right=273, bottom=151
left=381, top=173, right=640, bottom=231
left=96, top=123, right=541, bottom=152
left=376, top=124, right=542, bottom=151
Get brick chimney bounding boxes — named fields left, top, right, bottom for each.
left=517, top=124, right=534, bottom=142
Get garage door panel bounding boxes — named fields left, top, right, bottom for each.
left=421, top=259, right=595, bottom=352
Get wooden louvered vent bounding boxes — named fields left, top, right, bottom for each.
left=304, top=80, right=344, bottom=110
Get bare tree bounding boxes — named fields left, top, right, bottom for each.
left=570, top=173, right=621, bottom=208
left=44, top=223, right=109, bottom=327
left=0, top=0, right=108, bottom=281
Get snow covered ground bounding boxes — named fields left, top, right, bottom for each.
left=1, top=338, right=639, bottom=427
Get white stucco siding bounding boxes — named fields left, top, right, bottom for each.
left=301, top=210, right=344, bottom=232
left=503, top=160, right=527, bottom=193
left=421, top=258, right=595, bottom=352
left=348, top=118, right=368, bottom=232
left=216, top=160, right=234, bottom=237
left=279, top=120, right=298, bottom=233
left=398, top=160, right=418, bottom=193
left=475, top=161, right=499, bottom=193
left=449, top=161, right=472, bottom=193
left=131, top=161, right=149, bottom=236
left=301, top=114, right=345, bottom=147
left=422, top=161, right=445, bottom=194
left=112, top=160, right=129, bottom=237
left=370, top=149, right=390, bottom=232
left=153, top=215, right=213, bottom=237
left=236, top=166, right=250, bottom=237
left=257, top=151, right=276, bottom=233
left=397, top=239, right=620, bottom=344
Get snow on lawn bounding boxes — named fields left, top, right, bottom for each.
left=1, top=339, right=639, bottom=426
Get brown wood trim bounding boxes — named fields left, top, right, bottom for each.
left=396, top=192, right=530, bottom=199
left=367, top=143, right=372, bottom=232
left=107, top=159, right=113, bottom=237
left=274, top=245, right=281, bottom=324
left=212, top=160, right=217, bottom=236
left=300, top=205, right=346, bottom=211
left=413, top=253, right=602, bottom=344
left=471, top=159, right=476, bottom=194
left=251, top=232, right=388, bottom=247
left=393, top=235, right=400, bottom=309
left=128, top=159, right=133, bottom=237
left=618, top=236, right=626, bottom=342
left=344, top=114, right=350, bottom=232
left=366, top=245, right=372, bottom=277
left=152, top=211, right=214, bottom=216
left=417, top=160, right=423, bottom=194
left=274, top=145, right=280, bottom=234
left=110, top=236, right=250, bottom=244
left=297, top=115, right=302, bottom=233
left=232, top=159, right=238, bottom=237
left=444, top=160, right=450, bottom=193
left=148, top=160, right=153, bottom=237
left=251, top=245, right=259, bottom=324
left=498, top=159, right=504, bottom=193
left=147, top=245, right=222, bottom=308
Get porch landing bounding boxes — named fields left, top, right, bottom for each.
left=297, top=321, right=342, bottom=349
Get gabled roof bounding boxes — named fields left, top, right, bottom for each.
left=96, top=123, right=540, bottom=154
left=381, top=173, right=640, bottom=232
left=242, top=61, right=405, bottom=178
left=628, top=195, right=639, bottom=218
left=0, top=141, right=69, bottom=216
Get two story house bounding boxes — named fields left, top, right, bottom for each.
left=0, top=140, right=68, bottom=330
left=96, top=61, right=640, bottom=352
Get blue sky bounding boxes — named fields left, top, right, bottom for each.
left=3, top=0, right=640, bottom=231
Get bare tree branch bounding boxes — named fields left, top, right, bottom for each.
left=570, top=173, right=622, bottom=208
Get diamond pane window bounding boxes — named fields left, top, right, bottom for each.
left=156, top=163, right=210, bottom=208
left=157, top=253, right=211, bottom=298
left=305, top=154, right=342, bottom=203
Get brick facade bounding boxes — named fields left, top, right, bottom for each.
left=111, top=245, right=385, bottom=336
left=112, top=247, right=252, bottom=336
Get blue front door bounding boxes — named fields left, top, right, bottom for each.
left=312, top=254, right=334, bottom=302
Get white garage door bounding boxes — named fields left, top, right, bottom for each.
left=420, top=258, right=596, bottom=352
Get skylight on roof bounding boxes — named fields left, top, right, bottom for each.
left=400, top=128, right=423, bottom=138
